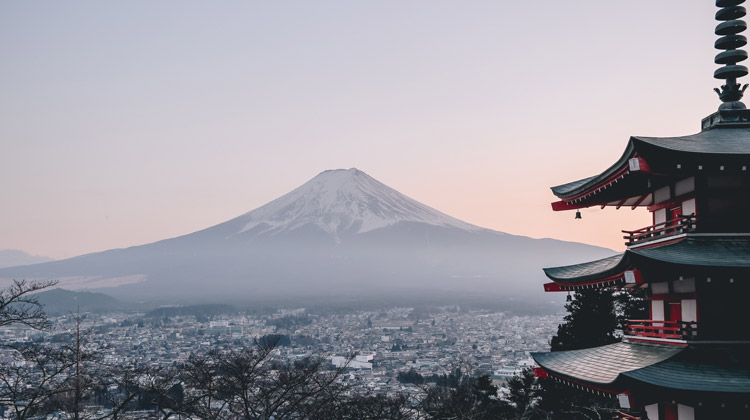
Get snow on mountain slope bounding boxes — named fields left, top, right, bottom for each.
left=235, top=168, right=487, bottom=239
left=0, top=168, right=617, bottom=301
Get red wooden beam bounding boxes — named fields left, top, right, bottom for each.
left=544, top=282, right=564, bottom=292
left=630, top=194, right=650, bottom=210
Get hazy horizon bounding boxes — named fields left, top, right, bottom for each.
left=2, top=1, right=718, bottom=259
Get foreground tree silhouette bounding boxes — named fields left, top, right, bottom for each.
left=0, top=279, right=57, bottom=330
left=551, top=290, right=619, bottom=352
left=138, top=339, right=379, bottom=420
left=0, top=343, right=75, bottom=420
left=0, top=279, right=60, bottom=419
left=534, top=288, right=647, bottom=419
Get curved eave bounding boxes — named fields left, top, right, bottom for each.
left=543, top=253, right=630, bottom=289
left=551, top=127, right=750, bottom=211
left=543, top=237, right=750, bottom=291
left=551, top=141, right=637, bottom=199
left=550, top=157, right=656, bottom=212
left=629, top=237, right=750, bottom=269
left=531, top=342, right=683, bottom=387
left=622, top=346, right=750, bottom=393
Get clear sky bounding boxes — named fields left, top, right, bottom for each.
left=0, top=1, right=723, bottom=259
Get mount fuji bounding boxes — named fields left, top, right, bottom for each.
left=0, top=169, right=615, bottom=303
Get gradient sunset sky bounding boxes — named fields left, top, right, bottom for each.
left=1, top=1, right=724, bottom=259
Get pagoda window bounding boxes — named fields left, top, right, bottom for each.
left=651, top=282, right=669, bottom=295
left=680, top=300, right=697, bottom=322
left=654, top=186, right=671, bottom=204
left=654, top=208, right=667, bottom=227
left=674, top=177, right=695, bottom=196
left=681, top=198, right=696, bottom=218
left=651, top=299, right=665, bottom=323
left=673, top=277, right=696, bottom=294
left=681, top=299, right=698, bottom=339
left=677, top=404, right=695, bottom=420
left=645, top=403, right=659, bottom=420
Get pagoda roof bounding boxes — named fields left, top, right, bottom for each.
left=531, top=342, right=682, bottom=386
left=543, top=237, right=750, bottom=288
left=635, top=127, right=750, bottom=155
left=550, top=127, right=750, bottom=210
left=622, top=346, right=750, bottom=393
left=629, top=236, right=750, bottom=268
left=543, top=253, right=627, bottom=284
left=533, top=342, right=750, bottom=393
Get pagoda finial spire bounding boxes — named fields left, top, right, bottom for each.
left=714, top=0, right=750, bottom=110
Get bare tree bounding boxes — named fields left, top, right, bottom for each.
left=0, top=343, right=75, bottom=420
left=175, top=339, right=361, bottom=420
left=217, top=340, right=277, bottom=419
left=180, top=349, right=230, bottom=420
left=302, top=392, right=415, bottom=420
left=88, top=363, right=145, bottom=420
left=45, top=312, right=100, bottom=420
left=139, top=366, right=188, bottom=420
left=0, top=279, right=57, bottom=331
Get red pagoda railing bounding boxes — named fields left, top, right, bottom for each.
left=622, top=215, right=697, bottom=246
left=625, top=319, right=698, bottom=340
left=615, top=412, right=642, bottom=420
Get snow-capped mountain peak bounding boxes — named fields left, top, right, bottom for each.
left=235, top=168, right=483, bottom=238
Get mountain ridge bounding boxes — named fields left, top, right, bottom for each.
left=0, top=169, right=616, bottom=302
left=0, top=249, right=54, bottom=269
left=231, top=168, right=485, bottom=240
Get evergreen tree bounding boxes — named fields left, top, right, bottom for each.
left=550, top=289, right=620, bottom=351
left=534, top=288, right=639, bottom=419
left=614, top=289, right=649, bottom=331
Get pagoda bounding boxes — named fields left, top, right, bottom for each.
left=531, top=1, right=750, bottom=419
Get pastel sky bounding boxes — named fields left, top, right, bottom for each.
left=1, top=1, right=723, bottom=260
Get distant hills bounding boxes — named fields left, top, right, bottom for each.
left=0, top=249, right=53, bottom=268
left=0, top=169, right=616, bottom=304
left=34, top=288, right=125, bottom=315
left=144, top=304, right=237, bottom=318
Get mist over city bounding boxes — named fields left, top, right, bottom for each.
left=2, top=2, right=747, bottom=419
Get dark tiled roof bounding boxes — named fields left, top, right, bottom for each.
left=550, top=143, right=634, bottom=198
left=551, top=176, right=598, bottom=197
left=551, top=127, right=750, bottom=199
left=622, top=346, right=750, bottom=393
left=634, top=127, right=750, bottom=155
left=543, top=237, right=750, bottom=284
left=531, top=342, right=683, bottom=385
left=630, top=237, right=750, bottom=268
left=543, top=253, right=626, bottom=283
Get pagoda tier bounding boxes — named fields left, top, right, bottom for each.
left=543, top=237, right=750, bottom=291
left=533, top=2, right=750, bottom=417
left=543, top=237, right=750, bottom=344
left=551, top=128, right=750, bottom=212
left=532, top=342, right=750, bottom=418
